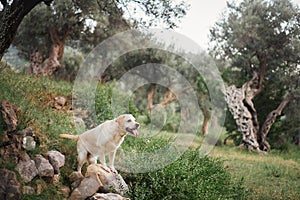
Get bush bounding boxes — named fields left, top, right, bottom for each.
left=125, top=149, right=246, bottom=200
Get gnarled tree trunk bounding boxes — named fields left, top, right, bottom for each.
left=225, top=72, right=293, bottom=152
left=147, top=83, right=212, bottom=135
left=28, top=29, right=68, bottom=76
left=42, top=43, right=62, bottom=76
left=42, top=29, right=67, bottom=76
left=199, top=94, right=211, bottom=136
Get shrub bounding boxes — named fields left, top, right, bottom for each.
left=124, top=149, right=246, bottom=200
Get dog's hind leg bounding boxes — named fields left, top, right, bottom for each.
left=77, top=150, right=87, bottom=173
left=77, top=141, right=88, bottom=173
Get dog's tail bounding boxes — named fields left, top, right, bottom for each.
left=59, top=134, right=79, bottom=141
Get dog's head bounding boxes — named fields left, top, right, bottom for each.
left=116, top=114, right=140, bottom=137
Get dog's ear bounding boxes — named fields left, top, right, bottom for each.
left=115, top=115, right=125, bottom=127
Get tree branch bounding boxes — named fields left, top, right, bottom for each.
left=258, top=94, right=294, bottom=151
left=256, top=50, right=268, bottom=94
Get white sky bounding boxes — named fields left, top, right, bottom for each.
left=175, top=0, right=300, bottom=51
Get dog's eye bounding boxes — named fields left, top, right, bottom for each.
left=127, top=119, right=132, bottom=122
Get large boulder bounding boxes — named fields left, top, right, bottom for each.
left=85, top=164, right=128, bottom=195
left=69, top=176, right=102, bottom=200
left=69, top=164, right=129, bottom=200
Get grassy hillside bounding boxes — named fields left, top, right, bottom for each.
left=0, top=68, right=74, bottom=149
left=211, top=146, right=300, bottom=200
left=0, top=69, right=299, bottom=199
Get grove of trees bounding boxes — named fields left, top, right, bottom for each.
left=1, top=0, right=188, bottom=74
left=1, top=0, right=299, bottom=151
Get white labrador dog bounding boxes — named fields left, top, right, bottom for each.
left=60, top=114, right=139, bottom=173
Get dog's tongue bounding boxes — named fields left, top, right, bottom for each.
left=133, top=129, right=139, bottom=137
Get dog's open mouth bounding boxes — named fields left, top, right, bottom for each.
left=126, top=127, right=139, bottom=137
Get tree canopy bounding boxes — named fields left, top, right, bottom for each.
left=210, top=0, right=300, bottom=150
left=0, top=0, right=53, bottom=59
left=10, top=0, right=188, bottom=76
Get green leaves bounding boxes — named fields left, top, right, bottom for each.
left=126, top=150, right=246, bottom=199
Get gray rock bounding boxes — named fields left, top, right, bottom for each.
left=16, top=153, right=38, bottom=183
left=88, top=193, right=130, bottom=200
left=69, top=176, right=102, bottom=200
left=47, top=150, right=65, bottom=174
left=89, top=165, right=128, bottom=195
left=86, top=164, right=128, bottom=195
left=22, top=136, right=36, bottom=150
left=0, top=168, right=21, bottom=200
left=34, top=154, right=54, bottom=177
left=69, top=171, right=84, bottom=190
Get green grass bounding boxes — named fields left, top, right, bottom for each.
left=210, top=146, right=300, bottom=200
left=0, top=70, right=75, bottom=152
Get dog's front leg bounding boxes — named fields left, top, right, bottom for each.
left=108, top=151, right=117, bottom=173
left=99, top=154, right=110, bottom=172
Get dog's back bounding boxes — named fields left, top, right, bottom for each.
left=79, top=120, right=120, bottom=154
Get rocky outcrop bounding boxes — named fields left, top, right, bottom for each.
left=0, top=100, right=68, bottom=197
left=16, top=151, right=65, bottom=183
left=0, top=100, right=131, bottom=199
left=69, top=164, right=129, bottom=200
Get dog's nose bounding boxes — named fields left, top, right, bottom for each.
left=135, top=123, right=140, bottom=128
